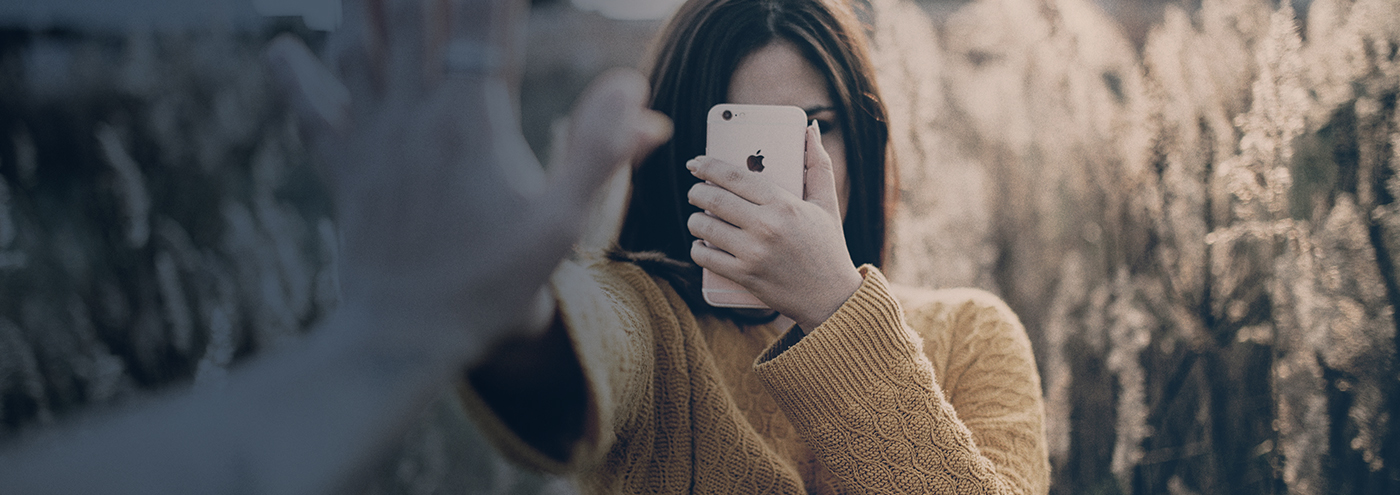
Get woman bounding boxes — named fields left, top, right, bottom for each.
left=465, top=0, right=1049, bottom=493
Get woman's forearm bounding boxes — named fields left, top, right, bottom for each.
left=467, top=311, right=590, bottom=464
left=0, top=310, right=459, bottom=495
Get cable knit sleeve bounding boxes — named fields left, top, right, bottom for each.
left=753, top=265, right=1049, bottom=494
left=457, top=258, right=657, bottom=474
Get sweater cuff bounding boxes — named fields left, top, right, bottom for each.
left=753, top=265, right=924, bottom=416
left=457, top=260, right=612, bottom=475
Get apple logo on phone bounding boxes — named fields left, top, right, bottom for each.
left=747, top=150, right=765, bottom=172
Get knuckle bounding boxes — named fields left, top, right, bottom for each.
left=753, top=215, right=779, bottom=239
left=733, top=259, right=755, bottom=279
left=728, top=242, right=750, bottom=260
left=747, top=243, right=770, bottom=263
left=722, top=168, right=744, bottom=184
left=739, top=261, right=765, bottom=283
left=712, top=193, right=733, bottom=212
left=774, top=201, right=800, bottom=220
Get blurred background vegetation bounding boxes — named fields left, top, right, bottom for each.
left=1, top=0, right=1398, bottom=493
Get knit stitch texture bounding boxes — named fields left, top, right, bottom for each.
left=460, top=259, right=1049, bottom=494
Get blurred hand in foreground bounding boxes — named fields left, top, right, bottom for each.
left=0, top=1, right=668, bottom=493
left=267, top=0, right=671, bottom=366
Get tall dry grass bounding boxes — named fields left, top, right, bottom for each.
left=0, top=0, right=1397, bottom=493
left=877, top=0, right=1400, bottom=492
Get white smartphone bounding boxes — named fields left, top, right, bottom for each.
left=701, top=103, right=808, bottom=309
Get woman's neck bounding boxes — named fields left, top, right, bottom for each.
left=730, top=309, right=796, bottom=332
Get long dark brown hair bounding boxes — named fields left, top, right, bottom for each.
left=614, top=0, right=893, bottom=317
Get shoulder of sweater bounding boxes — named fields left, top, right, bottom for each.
left=563, top=254, right=654, bottom=286
left=886, top=282, right=1026, bottom=335
left=886, top=282, right=1011, bottom=315
left=558, top=255, right=681, bottom=312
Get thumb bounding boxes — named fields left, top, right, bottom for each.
left=505, top=69, right=669, bottom=298
left=802, top=120, right=840, bottom=219
left=546, top=69, right=671, bottom=210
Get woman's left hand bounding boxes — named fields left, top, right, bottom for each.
left=687, top=121, right=863, bottom=332
left=268, top=0, right=669, bottom=366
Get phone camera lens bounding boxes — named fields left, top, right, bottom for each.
left=722, top=110, right=733, bottom=120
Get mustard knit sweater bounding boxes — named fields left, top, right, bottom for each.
left=461, top=259, right=1049, bottom=494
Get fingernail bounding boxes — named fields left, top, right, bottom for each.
left=686, top=159, right=698, bottom=172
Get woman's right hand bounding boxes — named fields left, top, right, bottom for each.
left=687, top=121, right=863, bottom=332
left=266, top=0, right=672, bottom=367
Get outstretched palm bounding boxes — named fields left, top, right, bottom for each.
left=268, top=0, right=670, bottom=366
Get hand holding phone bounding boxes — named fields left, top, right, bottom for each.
left=688, top=103, right=862, bottom=330
left=697, top=104, right=808, bottom=309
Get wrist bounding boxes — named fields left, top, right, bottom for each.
left=328, top=296, right=482, bottom=370
left=796, top=267, right=865, bottom=334
left=336, top=272, right=556, bottom=367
